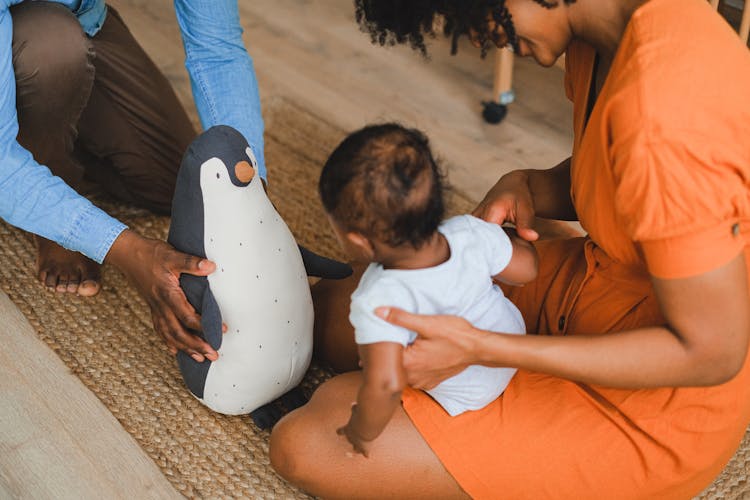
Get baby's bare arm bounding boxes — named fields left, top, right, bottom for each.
left=338, top=342, right=406, bottom=456
left=493, top=228, right=539, bottom=286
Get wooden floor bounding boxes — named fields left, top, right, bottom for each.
left=113, top=0, right=573, bottom=201
left=1, top=0, right=572, bottom=496
left=0, top=293, right=181, bottom=499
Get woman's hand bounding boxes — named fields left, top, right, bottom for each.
left=375, top=307, right=484, bottom=390
left=473, top=158, right=577, bottom=239
left=472, top=170, right=540, bottom=241
left=106, top=229, right=219, bottom=362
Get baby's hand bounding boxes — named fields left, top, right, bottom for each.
left=337, top=423, right=372, bottom=458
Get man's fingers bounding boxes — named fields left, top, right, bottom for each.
left=156, top=279, right=203, bottom=332
left=157, top=306, right=217, bottom=361
left=155, top=317, right=204, bottom=361
left=177, top=252, right=215, bottom=277
left=171, top=325, right=216, bottom=361
left=174, top=300, right=202, bottom=333
left=153, top=315, right=181, bottom=354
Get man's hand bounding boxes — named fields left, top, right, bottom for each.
left=106, top=229, right=219, bottom=362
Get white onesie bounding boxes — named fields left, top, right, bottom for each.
left=349, top=214, right=525, bottom=416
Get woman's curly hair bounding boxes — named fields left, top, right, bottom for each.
left=354, top=0, right=575, bottom=56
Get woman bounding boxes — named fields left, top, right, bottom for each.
left=270, top=0, right=750, bottom=498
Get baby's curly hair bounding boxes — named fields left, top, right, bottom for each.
left=319, top=123, right=445, bottom=249
left=354, top=0, right=575, bottom=56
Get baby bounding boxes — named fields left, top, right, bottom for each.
left=318, top=123, right=538, bottom=456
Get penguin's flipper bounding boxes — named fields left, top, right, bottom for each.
left=250, top=403, right=284, bottom=430
left=299, top=244, right=352, bottom=279
left=177, top=351, right=211, bottom=399
left=249, top=387, right=309, bottom=430
left=199, top=286, right=223, bottom=351
left=179, top=273, right=207, bottom=316
left=176, top=275, right=223, bottom=400
left=279, top=386, right=308, bottom=412
left=178, top=274, right=223, bottom=351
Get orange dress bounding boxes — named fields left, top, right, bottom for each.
left=401, top=0, right=750, bottom=498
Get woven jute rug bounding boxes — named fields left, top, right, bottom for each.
left=0, top=97, right=747, bottom=499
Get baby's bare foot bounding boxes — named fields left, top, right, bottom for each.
left=36, top=237, right=101, bottom=296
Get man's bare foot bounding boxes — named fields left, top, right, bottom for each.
left=35, top=237, right=102, bottom=296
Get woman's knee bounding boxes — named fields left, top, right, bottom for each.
left=269, top=410, right=309, bottom=484
left=11, top=2, right=94, bottom=110
left=269, top=405, right=338, bottom=491
left=270, top=373, right=360, bottom=486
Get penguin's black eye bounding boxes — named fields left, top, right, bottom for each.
left=216, top=173, right=220, bottom=179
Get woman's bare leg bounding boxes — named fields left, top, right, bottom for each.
left=270, top=372, right=468, bottom=499
left=303, top=266, right=466, bottom=497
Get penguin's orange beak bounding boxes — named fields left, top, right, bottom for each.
left=234, top=161, right=255, bottom=183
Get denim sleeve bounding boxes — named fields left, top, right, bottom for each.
left=0, top=6, right=126, bottom=263
left=173, top=0, right=266, bottom=180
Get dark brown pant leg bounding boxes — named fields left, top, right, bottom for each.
left=11, top=2, right=95, bottom=188
left=76, top=5, right=197, bottom=214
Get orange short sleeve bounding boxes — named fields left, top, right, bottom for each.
left=611, top=130, right=747, bottom=279
left=639, top=224, right=744, bottom=279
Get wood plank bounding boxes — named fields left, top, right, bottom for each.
left=0, top=292, right=181, bottom=500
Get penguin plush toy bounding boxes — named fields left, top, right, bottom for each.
left=168, top=125, right=350, bottom=429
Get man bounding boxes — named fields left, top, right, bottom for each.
left=1, top=0, right=266, bottom=361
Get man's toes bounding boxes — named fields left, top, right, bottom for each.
left=66, top=279, right=81, bottom=294
left=56, top=274, right=71, bottom=293
left=77, top=268, right=101, bottom=297
left=35, top=239, right=102, bottom=297
left=43, top=270, right=59, bottom=291
left=77, top=280, right=101, bottom=297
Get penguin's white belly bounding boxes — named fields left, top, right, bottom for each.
left=200, top=187, right=313, bottom=415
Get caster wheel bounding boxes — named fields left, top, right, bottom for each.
left=482, top=101, right=508, bottom=124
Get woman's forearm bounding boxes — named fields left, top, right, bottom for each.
left=474, top=325, right=741, bottom=388
left=479, top=252, right=750, bottom=388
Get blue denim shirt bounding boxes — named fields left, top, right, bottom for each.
left=0, top=0, right=265, bottom=263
